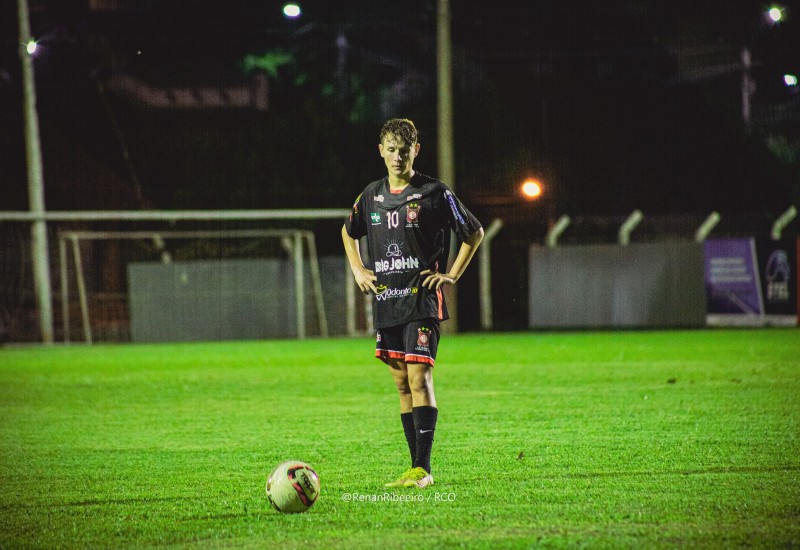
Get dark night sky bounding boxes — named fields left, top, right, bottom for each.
left=2, top=0, right=799, bottom=227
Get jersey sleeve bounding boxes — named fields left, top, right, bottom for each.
left=443, top=188, right=482, bottom=241
left=344, top=192, right=367, bottom=239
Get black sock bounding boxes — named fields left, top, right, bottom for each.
left=412, top=406, right=438, bottom=474
left=400, top=412, right=416, bottom=467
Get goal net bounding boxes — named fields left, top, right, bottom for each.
left=0, top=213, right=372, bottom=344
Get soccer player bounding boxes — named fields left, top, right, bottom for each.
left=342, top=118, right=484, bottom=488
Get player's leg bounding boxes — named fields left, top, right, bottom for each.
left=407, top=362, right=436, bottom=408
left=387, top=358, right=418, bottom=467
left=403, top=319, right=440, bottom=488
left=405, top=362, right=437, bottom=488
left=378, top=327, right=418, bottom=487
left=387, top=359, right=412, bottom=414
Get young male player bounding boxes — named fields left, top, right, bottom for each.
left=342, top=118, right=483, bottom=488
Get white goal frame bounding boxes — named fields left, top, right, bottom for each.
left=58, top=229, right=327, bottom=344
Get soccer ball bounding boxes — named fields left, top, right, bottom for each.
left=265, top=460, right=320, bottom=513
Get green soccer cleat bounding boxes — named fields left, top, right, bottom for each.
left=384, top=468, right=417, bottom=488
left=403, top=467, right=434, bottom=488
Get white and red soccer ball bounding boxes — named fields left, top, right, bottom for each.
left=265, top=460, right=320, bottom=513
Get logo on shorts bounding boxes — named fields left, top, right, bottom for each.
left=417, top=327, right=430, bottom=349
left=406, top=203, right=420, bottom=225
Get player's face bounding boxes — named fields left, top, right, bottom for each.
left=379, top=134, right=419, bottom=179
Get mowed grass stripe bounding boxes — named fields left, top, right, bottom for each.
left=0, top=329, right=798, bottom=549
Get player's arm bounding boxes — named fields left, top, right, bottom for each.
left=342, top=224, right=378, bottom=294
left=421, top=226, right=484, bottom=290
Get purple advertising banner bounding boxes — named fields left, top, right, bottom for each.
left=703, top=238, right=763, bottom=320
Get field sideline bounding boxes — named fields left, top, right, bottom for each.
left=1, top=329, right=798, bottom=549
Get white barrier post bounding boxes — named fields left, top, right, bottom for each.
left=771, top=206, right=797, bottom=241
left=618, top=210, right=643, bottom=246
left=695, top=211, right=721, bottom=243
left=479, top=219, right=504, bottom=330
left=546, top=215, right=571, bottom=248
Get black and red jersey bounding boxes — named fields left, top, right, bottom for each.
left=344, top=172, right=482, bottom=329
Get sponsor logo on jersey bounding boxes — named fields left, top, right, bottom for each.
left=370, top=212, right=381, bottom=224
left=407, top=193, right=422, bottom=201
left=374, top=286, right=418, bottom=301
left=375, top=256, right=420, bottom=273
left=445, top=190, right=465, bottom=225
left=374, top=194, right=385, bottom=202
left=376, top=239, right=420, bottom=273
left=386, top=240, right=403, bottom=256
left=406, top=203, right=420, bottom=225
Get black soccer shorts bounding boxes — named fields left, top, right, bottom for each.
left=374, top=318, right=440, bottom=367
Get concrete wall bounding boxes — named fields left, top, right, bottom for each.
left=529, top=241, right=706, bottom=328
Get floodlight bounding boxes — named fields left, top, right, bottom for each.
left=768, top=6, right=784, bottom=23
left=283, top=4, right=301, bottom=18
left=521, top=179, right=542, bottom=199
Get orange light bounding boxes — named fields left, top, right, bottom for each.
left=521, top=179, right=542, bottom=199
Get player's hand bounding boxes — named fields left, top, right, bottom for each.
left=352, top=266, right=378, bottom=294
left=420, top=269, right=456, bottom=290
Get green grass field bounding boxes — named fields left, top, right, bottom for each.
left=1, top=329, right=798, bottom=549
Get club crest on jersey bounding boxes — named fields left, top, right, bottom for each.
left=417, top=327, right=431, bottom=349
left=406, top=203, right=420, bottom=224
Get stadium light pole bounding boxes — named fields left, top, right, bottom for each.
left=741, top=46, right=754, bottom=129
left=437, top=0, right=454, bottom=193
left=17, top=0, right=54, bottom=344
left=437, top=0, right=459, bottom=332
